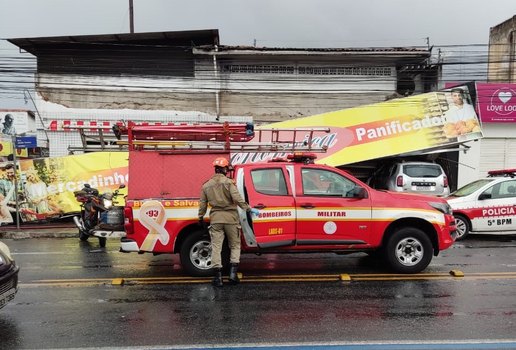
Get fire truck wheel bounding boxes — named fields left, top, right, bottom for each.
left=180, top=230, right=230, bottom=277
left=385, top=227, right=433, bottom=274
left=98, top=237, right=107, bottom=248
left=453, top=214, right=470, bottom=241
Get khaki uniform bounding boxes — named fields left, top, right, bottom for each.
left=198, top=173, right=251, bottom=268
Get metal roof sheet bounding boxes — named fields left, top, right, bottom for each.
left=193, top=45, right=432, bottom=58
left=212, top=45, right=430, bottom=53
left=8, top=29, right=430, bottom=58
left=8, top=29, right=220, bottom=55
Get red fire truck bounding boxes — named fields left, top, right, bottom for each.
left=120, top=122, right=456, bottom=276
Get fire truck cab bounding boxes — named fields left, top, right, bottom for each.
left=121, top=122, right=456, bottom=276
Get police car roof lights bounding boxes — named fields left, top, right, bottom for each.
left=487, top=169, right=516, bottom=178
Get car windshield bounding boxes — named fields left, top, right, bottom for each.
left=403, top=164, right=442, bottom=177
left=450, top=179, right=494, bottom=197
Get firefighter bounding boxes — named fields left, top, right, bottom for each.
left=198, top=157, right=259, bottom=287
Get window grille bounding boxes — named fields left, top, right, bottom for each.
left=298, top=66, right=392, bottom=76
left=222, top=64, right=392, bottom=76
left=222, top=65, right=295, bottom=74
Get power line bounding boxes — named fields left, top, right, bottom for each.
left=0, top=40, right=513, bottom=110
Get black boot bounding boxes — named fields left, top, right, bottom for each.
left=228, top=263, right=240, bottom=285
left=212, top=268, right=223, bottom=287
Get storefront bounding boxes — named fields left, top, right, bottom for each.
left=458, top=83, right=516, bottom=188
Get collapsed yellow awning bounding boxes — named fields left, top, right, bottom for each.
left=264, top=86, right=482, bottom=167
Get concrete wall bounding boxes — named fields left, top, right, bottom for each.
left=35, top=55, right=398, bottom=123
left=34, top=52, right=437, bottom=157
left=37, top=85, right=387, bottom=123
left=458, top=123, right=516, bottom=188
left=457, top=16, right=516, bottom=189
left=488, top=15, right=516, bottom=83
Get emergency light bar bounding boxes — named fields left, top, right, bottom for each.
left=268, top=153, right=318, bottom=164
left=487, top=169, right=516, bottom=177
left=287, top=152, right=317, bottom=163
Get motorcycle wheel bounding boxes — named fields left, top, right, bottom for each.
left=98, top=237, right=107, bottom=248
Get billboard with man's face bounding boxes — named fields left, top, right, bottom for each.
left=232, top=84, right=483, bottom=167
left=1, top=152, right=128, bottom=223
left=0, top=111, right=38, bottom=160
left=0, top=111, right=35, bottom=136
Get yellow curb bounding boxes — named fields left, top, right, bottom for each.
left=450, top=270, right=465, bottom=277
left=112, top=278, right=125, bottom=285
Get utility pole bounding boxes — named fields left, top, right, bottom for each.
left=10, top=135, right=20, bottom=230
left=129, top=0, right=134, bottom=33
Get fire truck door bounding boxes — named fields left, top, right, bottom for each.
left=237, top=167, right=296, bottom=249
left=296, top=167, right=372, bottom=245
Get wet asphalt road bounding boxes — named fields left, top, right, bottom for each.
left=1, top=235, right=516, bottom=349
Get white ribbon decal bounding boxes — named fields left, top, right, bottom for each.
left=139, top=200, right=169, bottom=251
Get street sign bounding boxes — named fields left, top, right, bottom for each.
left=15, top=136, right=37, bottom=149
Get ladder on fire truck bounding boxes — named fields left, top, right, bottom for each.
left=119, top=121, right=331, bottom=154
left=64, top=124, right=127, bottom=154
left=64, top=121, right=331, bottom=154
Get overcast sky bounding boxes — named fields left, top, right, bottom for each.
left=0, top=0, right=515, bottom=108
left=1, top=0, right=514, bottom=46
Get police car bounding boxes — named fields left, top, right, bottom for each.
left=446, top=169, right=516, bottom=240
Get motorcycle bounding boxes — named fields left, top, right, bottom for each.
left=73, top=184, right=126, bottom=247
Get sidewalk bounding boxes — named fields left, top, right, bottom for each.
left=0, top=222, right=78, bottom=239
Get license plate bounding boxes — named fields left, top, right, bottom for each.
left=415, top=186, right=433, bottom=191
left=0, top=288, right=17, bottom=309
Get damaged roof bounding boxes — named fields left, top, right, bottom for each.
left=8, top=29, right=430, bottom=59
left=197, top=44, right=431, bottom=54
left=193, top=45, right=432, bottom=65
left=8, top=29, right=220, bottom=55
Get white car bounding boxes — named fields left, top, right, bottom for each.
left=368, top=161, right=450, bottom=197
left=446, top=169, right=516, bottom=240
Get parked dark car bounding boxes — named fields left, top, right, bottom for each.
left=0, top=241, right=19, bottom=310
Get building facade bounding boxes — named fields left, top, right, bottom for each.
left=488, top=15, right=516, bottom=83
left=8, top=29, right=439, bottom=157
left=457, top=15, right=516, bottom=188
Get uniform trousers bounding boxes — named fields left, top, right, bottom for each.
left=209, top=223, right=241, bottom=269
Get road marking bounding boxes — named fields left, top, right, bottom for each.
left=61, top=339, right=516, bottom=349
left=112, top=278, right=124, bottom=285
left=450, top=269, right=465, bottom=277
left=18, top=271, right=516, bottom=287
left=339, top=274, right=351, bottom=281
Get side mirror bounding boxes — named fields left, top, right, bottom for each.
left=347, top=186, right=368, bottom=199
left=478, top=193, right=491, bottom=200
